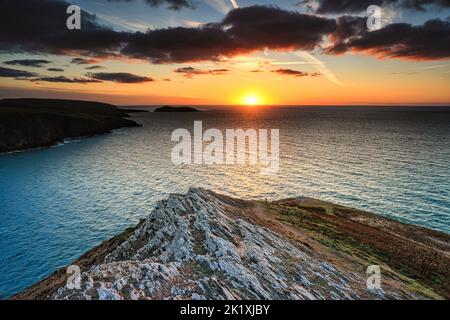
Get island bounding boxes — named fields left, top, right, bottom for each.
left=13, top=188, right=450, bottom=300
left=154, top=106, right=199, bottom=112
left=0, top=98, right=143, bottom=154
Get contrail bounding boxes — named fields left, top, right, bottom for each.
left=296, top=51, right=343, bottom=86
left=229, top=0, right=239, bottom=9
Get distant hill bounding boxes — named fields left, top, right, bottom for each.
left=0, top=98, right=142, bottom=154
left=154, top=106, right=199, bottom=112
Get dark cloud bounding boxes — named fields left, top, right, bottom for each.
left=327, top=15, right=368, bottom=54
left=0, top=66, right=38, bottom=78
left=174, top=67, right=229, bottom=78
left=221, top=5, right=336, bottom=50
left=32, top=76, right=101, bottom=83
left=0, top=0, right=127, bottom=56
left=71, top=58, right=99, bottom=65
left=1, top=2, right=336, bottom=63
left=122, top=6, right=337, bottom=63
left=106, top=0, right=194, bottom=10
left=0, top=1, right=449, bottom=63
left=327, top=19, right=450, bottom=60
left=47, top=68, right=65, bottom=72
left=122, top=26, right=234, bottom=63
left=3, top=59, right=51, bottom=67
left=299, top=0, right=450, bottom=14
left=273, top=69, right=321, bottom=77
left=87, top=72, right=154, bottom=83
left=273, top=69, right=309, bottom=76
left=85, top=65, right=105, bottom=70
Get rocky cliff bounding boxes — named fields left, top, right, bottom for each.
left=0, top=99, right=142, bottom=153
left=14, top=188, right=450, bottom=300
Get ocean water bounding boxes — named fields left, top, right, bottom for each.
left=0, top=106, right=450, bottom=298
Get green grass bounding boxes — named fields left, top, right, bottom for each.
left=260, top=202, right=446, bottom=299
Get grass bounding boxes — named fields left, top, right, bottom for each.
left=260, top=200, right=449, bottom=299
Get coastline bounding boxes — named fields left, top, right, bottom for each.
left=0, top=99, right=144, bottom=154
left=13, top=188, right=450, bottom=300
left=12, top=220, right=146, bottom=300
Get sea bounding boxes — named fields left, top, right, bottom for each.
left=0, top=106, right=449, bottom=298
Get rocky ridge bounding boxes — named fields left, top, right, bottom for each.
left=26, top=188, right=447, bottom=300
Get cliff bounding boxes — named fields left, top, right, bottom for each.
left=0, top=99, right=142, bottom=154
left=13, top=188, right=450, bottom=300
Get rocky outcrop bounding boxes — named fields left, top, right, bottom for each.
left=154, top=106, right=199, bottom=112
left=14, top=188, right=450, bottom=300
left=0, top=99, right=142, bottom=153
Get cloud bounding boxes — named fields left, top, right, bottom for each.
left=3, top=59, right=51, bottom=67
left=71, top=58, right=100, bottom=65
left=298, top=0, right=450, bottom=14
left=122, top=6, right=337, bottom=63
left=273, top=68, right=321, bottom=77
left=0, top=0, right=127, bottom=57
left=327, top=18, right=450, bottom=61
left=174, top=67, right=229, bottom=78
left=220, top=5, right=336, bottom=52
left=85, top=65, right=106, bottom=70
left=87, top=72, right=154, bottom=83
left=0, top=1, right=449, bottom=63
left=2, top=2, right=334, bottom=62
left=0, top=66, right=38, bottom=78
left=106, top=0, right=194, bottom=10
left=32, top=76, right=101, bottom=83
left=182, top=20, right=204, bottom=28
left=122, top=26, right=235, bottom=63
left=47, top=68, right=64, bottom=72
left=273, top=68, right=309, bottom=77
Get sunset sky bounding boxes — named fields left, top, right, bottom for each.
left=0, top=0, right=449, bottom=105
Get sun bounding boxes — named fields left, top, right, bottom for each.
left=242, top=94, right=261, bottom=106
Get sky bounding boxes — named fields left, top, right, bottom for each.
left=0, top=0, right=449, bottom=106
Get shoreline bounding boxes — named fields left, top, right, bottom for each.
left=11, top=220, right=146, bottom=300
left=12, top=189, right=450, bottom=300
left=0, top=125, right=140, bottom=156
left=0, top=99, right=144, bottom=154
